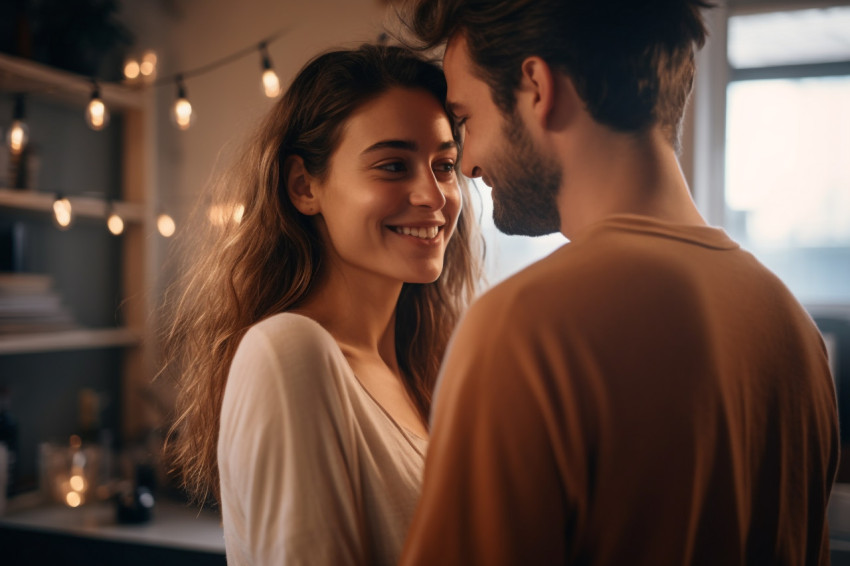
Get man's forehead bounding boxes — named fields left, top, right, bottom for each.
left=442, top=33, right=467, bottom=73
left=442, top=34, right=472, bottom=105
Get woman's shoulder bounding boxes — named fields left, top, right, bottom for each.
left=241, top=312, right=338, bottom=358
left=232, top=312, right=351, bottom=394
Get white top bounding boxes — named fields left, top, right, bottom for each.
left=218, top=313, right=427, bottom=565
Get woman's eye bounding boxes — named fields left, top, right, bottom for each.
left=434, top=161, right=456, bottom=174
left=377, top=161, right=406, bottom=173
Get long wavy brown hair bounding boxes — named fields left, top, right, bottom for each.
left=160, top=43, right=482, bottom=506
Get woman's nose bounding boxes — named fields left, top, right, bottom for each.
left=410, top=171, right=448, bottom=209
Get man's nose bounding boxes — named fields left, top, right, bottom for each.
left=465, top=164, right=482, bottom=178
left=460, top=144, right=482, bottom=179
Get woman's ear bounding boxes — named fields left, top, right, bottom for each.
left=284, top=155, right=320, bottom=215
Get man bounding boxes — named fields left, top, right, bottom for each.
left=400, top=1, right=839, bottom=564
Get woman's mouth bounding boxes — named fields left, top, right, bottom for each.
left=391, top=226, right=440, bottom=240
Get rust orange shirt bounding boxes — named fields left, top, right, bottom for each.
left=401, top=215, right=838, bottom=566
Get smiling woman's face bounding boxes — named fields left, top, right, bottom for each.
left=309, top=86, right=461, bottom=286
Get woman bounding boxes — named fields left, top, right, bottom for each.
left=161, top=44, right=481, bottom=565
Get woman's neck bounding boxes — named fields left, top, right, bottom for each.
left=294, top=267, right=402, bottom=365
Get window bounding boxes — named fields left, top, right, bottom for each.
left=692, top=1, right=850, bottom=308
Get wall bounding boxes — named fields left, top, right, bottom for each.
left=125, top=0, right=390, bottom=226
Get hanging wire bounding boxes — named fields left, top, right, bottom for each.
left=151, top=27, right=289, bottom=87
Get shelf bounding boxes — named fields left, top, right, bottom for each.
left=0, top=52, right=145, bottom=110
left=0, top=188, right=144, bottom=223
left=0, top=328, right=140, bottom=355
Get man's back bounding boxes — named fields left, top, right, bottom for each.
left=402, top=214, right=838, bottom=565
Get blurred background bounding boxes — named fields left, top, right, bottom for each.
left=0, top=0, right=848, bottom=563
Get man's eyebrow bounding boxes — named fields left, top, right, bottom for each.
left=446, top=101, right=463, bottom=119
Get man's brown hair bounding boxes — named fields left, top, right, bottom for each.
left=407, top=0, right=713, bottom=148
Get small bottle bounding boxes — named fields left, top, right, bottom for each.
left=0, top=386, right=19, bottom=496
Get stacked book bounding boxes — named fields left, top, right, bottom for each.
left=0, top=273, right=76, bottom=334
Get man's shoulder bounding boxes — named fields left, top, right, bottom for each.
left=471, top=240, right=604, bottom=313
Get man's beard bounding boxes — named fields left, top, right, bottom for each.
left=488, top=111, right=562, bottom=236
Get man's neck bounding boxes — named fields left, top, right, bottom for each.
left=556, top=124, right=706, bottom=239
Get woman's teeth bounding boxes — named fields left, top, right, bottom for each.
left=394, top=226, right=439, bottom=239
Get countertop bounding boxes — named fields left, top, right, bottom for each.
left=0, top=492, right=225, bottom=555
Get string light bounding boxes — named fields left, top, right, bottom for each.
left=7, top=94, right=29, bottom=156
left=140, top=50, right=158, bottom=80
left=172, top=76, right=194, bottom=131
left=84, top=81, right=110, bottom=131
left=157, top=212, right=176, bottom=237
left=106, top=202, right=125, bottom=235
left=259, top=42, right=281, bottom=98
left=53, top=195, right=73, bottom=229
left=6, top=29, right=292, bottom=239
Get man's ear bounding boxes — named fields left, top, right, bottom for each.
left=284, top=155, right=320, bottom=215
left=518, top=56, right=575, bottom=131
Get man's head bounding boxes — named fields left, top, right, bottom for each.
left=410, top=0, right=712, bottom=149
left=442, top=32, right=563, bottom=236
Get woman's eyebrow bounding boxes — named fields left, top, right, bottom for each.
left=361, top=139, right=458, bottom=155
left=437, top=140, right=459, bottom=152
left=361, top=140, right=417, bottom=154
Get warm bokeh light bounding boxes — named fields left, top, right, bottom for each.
left=107, top=213, right=125, bottom=235
left=124, top=59, right=140, bottom=80
left=158, top=213, right=176, bottom=237
left=65, top=491, right=82, bottom=507
left=85, top=97, right=109, bottom=131
left=69, top=474, right=86, bottom=492
left=208, top=203, right=245, bottom=226
left=173, top=98, right=193, bottom=130
left=141, top=51, right=158, bottom=77
left=53, top=198, right=73, bottom=229
left=7, top=121, right=28, bottom=155
left=262, top=68, right=281, bottom=98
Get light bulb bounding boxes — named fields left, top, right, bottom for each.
left=7, top=120, right=29, bottom=156
left=86, top=98, right=109, bottom=130
left=107, top=212, right=125, bottom=235
left=85, top=85, right=110, bottom=131
left=173, top=98, right=193, bottom=130
left=262, top=68, right=281, bottom=98
left=7, top=95, right=28, bottom=155
left=259, top=45, right=281, bottom=98
left=172, top=78, right=195, bottom=130
left=157, top=213, right=176, bottom=237
left=53, top=197, right=73, bottom=229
